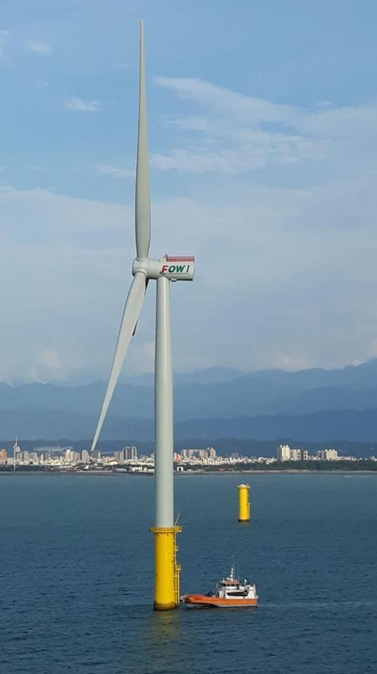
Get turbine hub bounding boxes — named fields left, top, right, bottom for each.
left=133, top=256, right=195, bottom=281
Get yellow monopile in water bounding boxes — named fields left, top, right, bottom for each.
left=150, top=525, right=182, bottom=610
left=237, top=484, right=250, bottom=522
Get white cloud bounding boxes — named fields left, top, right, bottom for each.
left=154, top=77, right=377, bottom=178
left=64, top=97, right=100, bottom=112
left=152, top=178, right=377, bottom=372
left=1, top=171, right=377, bottom=381
left=0, top=185, right=136, bottom=382
left=0, top=184, right=131, bottom=244
left=155, top=77, right=302, bottom=126
left=151, top=135, right=323, bottom=175
left=96, top=164, right=134, bottom=179
left=26, top=41, right=52, bottom=56
left=154, top=77, right=325, bottom=173
left=37, top=348, right=66, bottom=379
left=0, top=29, right=9, bottom=59
left=300, top=103, right=377, bottom=139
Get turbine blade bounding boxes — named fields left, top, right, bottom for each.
left=135, top=19, right=151, bottom=259
left=91, top=272, right=147, bottom=452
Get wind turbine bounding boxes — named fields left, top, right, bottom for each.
left=90, top=21, right=195, bottom=610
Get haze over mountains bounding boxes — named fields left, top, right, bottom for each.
left=2, top=359, right=377, bottom=445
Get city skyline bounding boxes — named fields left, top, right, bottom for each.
left=2, top=441, right=376, bottom=472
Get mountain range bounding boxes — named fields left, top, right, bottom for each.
left=1, top=359, right=377, bottom=451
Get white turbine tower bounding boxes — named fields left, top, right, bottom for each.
left=91, top=21, right=194, bottom=611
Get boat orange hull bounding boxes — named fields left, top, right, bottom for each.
left=182, top=594, right=258, bottom=608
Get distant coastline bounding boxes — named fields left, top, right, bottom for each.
left=1, top=466, right=377, bottom=476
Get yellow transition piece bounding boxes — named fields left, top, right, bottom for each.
left=237, top=483, right=250, bottom=522
left=150, top=526, right=182, bottom=610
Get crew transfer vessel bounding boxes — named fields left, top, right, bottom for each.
left=181, top=566, right=258, bottom=608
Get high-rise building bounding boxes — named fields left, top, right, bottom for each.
left=124, top=446, right=138, bottom=460
left=326, top=449, right=338, bottom=461
left=115, top=450, right=125, bottom=464
left=290, top=449, right=301, bottom=461
left=13, top=437, right=21, bottom=467
left=277, top=444, right=291, bottom=461
left=64, top=449, right=74, bottom=463
left=81, top=449, right=90, bottom=463
left=0, top=449, right=7, bottom=464
left=317, top=449, right=338, bottom=461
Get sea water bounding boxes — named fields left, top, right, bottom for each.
left=0, top=472, right=376, bottom=674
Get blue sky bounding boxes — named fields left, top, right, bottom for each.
left=1, top=0, right=377, bottom=382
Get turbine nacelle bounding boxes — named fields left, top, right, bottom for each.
left=132, top=255, right=195, bottom=281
